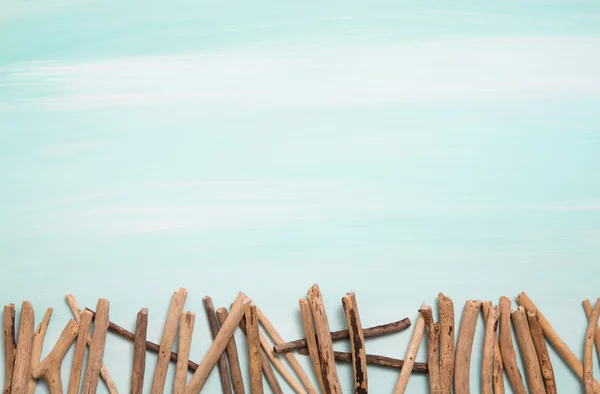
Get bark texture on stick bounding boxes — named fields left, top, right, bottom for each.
left=482, top=302, right=504, bottom=394
left=130, top=308, right=148, bottom=394
left=204, top=296, right=233, bottom=394
left=3, top=304, right=16, bottom=394
left=527, top=310, right=557, bottom=394
left=274, top=318, right=410, bottom=354
left=584, top=299, right=600, bottom=365
left=32, top=320, right=78, bottom=394
left=307, top=284, right=342, bottom=394
left=297, top=348, right=429, bottom=373
left=174, top=312, right=196, bottom=394
left=481, top=305, right=499, bottom=394
left=342, top=292, right=368, bottom=394
left=298, top=299, right=325, bottom=394
left=82, top=298, right=110, bottom=394
left=151, top=288, right=188, bottom=394
left=28, top=307, right=53, bottom=394
left=246, top=304, right=263, bottom=394
left=12, top=301, right=35, bottom=394
left=185, top=293, right=251, bottom=394
left=499, top=297, right=527, bottom=394
left=419, top=306, right=440, bottom=394
left=257, top=306, right=317, bottom=394
left=217, top=308, right=246, bottom=394
left=68, top=310, right=93, bottom=394
left=453, top=300, right=481, bottom=394
left=512, top=307, right=545, bottom=394
left=585, top=298, right=600, bottom=394
left=393, top=302, right=427, bottom=394
left=438, top=293, right=454, bottom=394
left=516, top=291, right=600, bottom=392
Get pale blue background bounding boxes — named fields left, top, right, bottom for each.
left=1, top=0, right=600, bottom=392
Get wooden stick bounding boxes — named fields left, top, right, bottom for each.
left=32, top=320, right=78, bottom=394
left=585, top=298, right=600, bottom=394
left=174, top=312, right=196, bottom=394
left=3, top=303, right=16, bottom=394
left=68, top=310, right=93, bottom=394
left=482, top=302, right=504, bottom=394
left=437, top=293, right=454, bottom=394
left=239, top=315, right=284, bottom=394
left=419, top=306, right=440, bottom=394
left=274, top=318, right=411, bottom=354
left=583, top=299, right=600, bottom=365
left=82, top=298, right=110, bottom=394
left=11, top=301, right=34, bottom=394
left=256, top=306, right=317, bottom=394
left=203, top=296, right=233, bottom=394
left=217, top=308, right=246, bottom=394
left=481, top=305, right=499, bottom=394
left=185, top=293, right=251, bottom=394
left=512, top=306, right=545, bottom=394
left=65, top=294, right=118, bottom=394
left=246, top=304, right=263, bottom=394
left=516, top=291, right=600, bottom=392
left=259, top=326, right=307, bottom=394
left=130, top=308, right=148, bottom=394
left=499, top=297, right=527, bottom=394
left=151, top=288, right=188, bottom=394
left=298, top=299, right=326, bottom=394
left=307, top=284, right=342, bottom=394
left=342, top=292, right=368, bottom=394
left=297, top=347, right=429, bottom=373
left=527, top=310, right=557, bottom=394
left=28, top=307, right=53, bottom=394
left=453, top=300, right=480, bottom=394
left=393, top=302, right=427, bottom=394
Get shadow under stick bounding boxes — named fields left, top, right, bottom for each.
left=453, top=300, right=481, bottom=394
left=68, top=310, right=93, bottom=394
left=3, top=303, right=16, bottom=394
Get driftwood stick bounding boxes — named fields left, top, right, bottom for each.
left=274, top=318, right=411, bottom=354
left=174, top=312, right=196, bottom=394
left=256, top=306, right=317, bottom=394
left=482, top=302, right=504, bottom=394
left=259, top=326, right=306, bottom=394
left=130, top=308, right=148, bottom=394
left=32, top=320, right=78, bottom=394
left=246, top=304, right=263, bottom=394
left=203, top=296, right=233, bottom=394
left=585, top=298, right=600, bottom=394
left=12, top=301, right=35, bottom=394
left=419, top=306, right=440, bottom=394
left=297, top=347, right=429, bottom=373
left=239, top=316, right=284, bottom=394
left=527, top=310, right=557, bottom=394
left=65, top=295, right=118, bottom=394
left=393, top=302, right=427, bottom=394
left=342, top=292, right=368, bottom=394
left=516, top=291, right=600, bottom=392
left=298, top=299, right=326, bottom=394
left=512, top=307, right=545, bottom=394
left=28, top=307, right=53, bottom=394
left=438, top=293, right=454, bottom=394
left=82, top=298, right=110, bottom=394
left=307, top=284, right=342, bottom=394
left=68, top=310, right=93, bottom=394
left=481, top=305, right=499, bottom=394
left=3, top=303, right=16, bottom=394
left=217, top=308, right=246, bottom=394
left=185, top=293, right=251, bottom=394
left=151, top=288, right=188, bottom=394
left=499, top=297, right=527, bottom=394
left=583, top=299, right=600, bottom=365
left=453, top=300, right=481, bottom=394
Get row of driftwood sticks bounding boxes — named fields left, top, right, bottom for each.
left=2, top=286, right=600, bottom=393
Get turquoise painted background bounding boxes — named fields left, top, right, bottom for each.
left=1, top=0, right=600, bottom=392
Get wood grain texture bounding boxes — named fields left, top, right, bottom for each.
left=82, top=298, right=110, bottom=394
left=342, top=292, right=368, bottom=394
left=585, top=298, right=600, bottom=394
left=68, top=310, right=93, bottom=394
left=481, top=305, right=498, bottom=394
left=482, top=301, right=504, bottom=394
left=393, top=302, right=427, bottom=394
left=217, top=308, right=246, bottom=394
left=203, top=296, right=232, bottom=394
left=246, top=304, right=263, bottom=394
left=499, top=297, right=527, bottom=394
left=11, top=301, right=35, bottom=394
left=298, top=299, right=326, bottom=393
left=584, top=299, right=600, bottom=365
left=28, top=307, right=52, bottom=394
left=438, top=293, right=454, bottom=394
left=527, top=310, right=557, bottom=394
left=130, top=308, right=148, bottom=394
left=419, top=306, right=439, bottom=394
left=174, top=311, right=196, bottom=394
left=3, top=304, right=16, bottom=394
left=511, top=307, right=545, bottom=394
left=453, top=300, right=480, bottom=394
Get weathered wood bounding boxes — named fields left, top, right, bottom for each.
left=68, top=310, right=93, bottom=394
left=174, top=312, right=195, bottom=394
left=297, top=348, right=429, bottom=373
left=585, top=298, right=600, bottom=394
left=453, top=300, right=480, bottom=394
left=437, top=293, right=454, bottom=394
left=217, top=308, right=246, bottom=394
left=419, top=306, right=439, bottom=394
left=130, top=308, right=148, bottom=394
left=82, top=298, right=110, bottom=394
left=393, top=302, right=427, bottom=394
left=32, top=320, right=78, bottom=394
left=481, top=305, right=499, bottom=394
left=499, top=297, right=527, bottom=394
left=246, top=304, right=263, bottom=394
left=527, top=310, right=557, bottom=394
left=28, top=307, right=53, bottom=394
left=298, top=299, right=326, bottom=393
left=583, top=299, right=600, bottom=365
left=482, top=301, right=504, bottom=394
left=12, top=301, right=35, bottom=394
left=203, top=296, right=232, bottom=394
left=511, top=307, right=545, bottom=394
left=274, top=318, right=411, bottom=354
left=342, top=292, right=368, bottom=394
left=3, top=303, right=16, bottom=394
